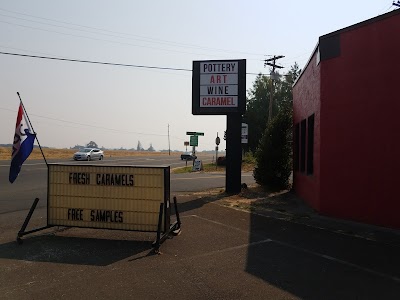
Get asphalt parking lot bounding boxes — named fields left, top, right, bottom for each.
left=1, top=191, right=400, bottom=299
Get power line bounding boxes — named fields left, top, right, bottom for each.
left=0, top=51, right=191, bottom=71
left=0, top=20, right=230, bottom=58
left=0, top=8, right=266, bottom=57
left=0, top=51, right=292, bottom=77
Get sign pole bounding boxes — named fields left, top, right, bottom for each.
left=226, top=113, right=242, bottom=193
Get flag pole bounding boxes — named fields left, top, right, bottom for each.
left=17, top=92, right=48, bottom=166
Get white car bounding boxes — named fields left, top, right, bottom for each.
left=73, top=148, right=104, bottom=161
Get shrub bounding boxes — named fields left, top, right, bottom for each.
left=253, top=110, right=292, bottom=190
left=242, top=151, right=256, bottom=164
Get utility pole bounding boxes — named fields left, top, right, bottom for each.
left=264, top=55, right=284, bottom=123
left=168, top=124, right=170, bottom=156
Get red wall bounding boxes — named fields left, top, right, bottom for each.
left=320, top=13, right=400, bottom=228
left=293, top=51, right=321, bottom=210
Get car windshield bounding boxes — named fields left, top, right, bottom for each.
left=80, top=148, right=92, bottom=152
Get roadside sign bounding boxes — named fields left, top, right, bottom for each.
left=190, top=135, right=198, bottom=146
left=192, top=160, right=202, bottom=171
left=192, top=59, right=246, bottom=115
left=17, top=164, right=181, bottom=252
left=241, top=123, right=248, bottom=144
left=47, top=165, right=170, bottom=232
left=184, top=141, right=189, bottom=146
left=186, top=131, right=204, bottom=136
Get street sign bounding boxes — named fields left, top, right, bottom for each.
left=241, top=123, right=248, bottom=144
left=192, top=160, right=202, bottom=171
left=190, top=135, right=198, bottom=146
left=186, top=131, right=204, bottom=136
left=184, top=141, right=189, bottom=146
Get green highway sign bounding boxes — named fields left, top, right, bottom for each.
left=186, top=131, right=204, bottom=136
left=190, top=135, right=198, bottom=146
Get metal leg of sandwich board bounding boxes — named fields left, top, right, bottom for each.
left=152, top=203, right=164, bottom=253
left=17, top=197, right=52, bottom=244
left=152, top=198, right=182, bottom=253
left=172, top=196, right=181, bottom=235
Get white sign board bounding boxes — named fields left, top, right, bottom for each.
left=192, top=160, right=202, bottom=171
left=47, top=164, right=169, bottom=232
left=199, top=61, right=239, bottom=108
left=241, top=123, right=248, bottom=144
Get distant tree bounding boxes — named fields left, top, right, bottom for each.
left=137, top=141, right=144, bottom=151
left=147, top=144, right=155, bottom=152
left=86, top=141, right=98, bottom=148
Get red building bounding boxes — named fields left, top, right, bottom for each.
left=292, top=10, right=400, bottom=229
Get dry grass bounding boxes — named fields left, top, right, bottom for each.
left=172, top=162, right=255, bottom=174
left=0, top=147, right=180, bottom=161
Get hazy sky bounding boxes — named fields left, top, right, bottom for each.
left=0, top=1, right=396, bottom=152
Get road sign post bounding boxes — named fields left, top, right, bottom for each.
left=187, top=132, right=203, bottom=167
left=215, top=133, right=220, bottom=169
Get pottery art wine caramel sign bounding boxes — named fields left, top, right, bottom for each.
left=192, top=59, right=246, bottom=115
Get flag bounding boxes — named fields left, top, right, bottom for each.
left=9, top=103, right=36, bottom=183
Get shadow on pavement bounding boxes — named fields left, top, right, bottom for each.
left=244, top=190, right=400, bottom=300
left=173, top=193, right=226, bottom=214
left=176, top=186, right=400, bottom=299
left=0, top=234, right=153, bottom=266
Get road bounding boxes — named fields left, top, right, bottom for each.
left=0, top=153, right=254, bottom=214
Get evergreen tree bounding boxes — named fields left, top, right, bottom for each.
left=137, top=141, right=143, bottom=151
left=86, top=141, right=98, bottom=148
left=253, top=109, right=292, bottom=190
left=243, top=63, right=301, bottom=152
